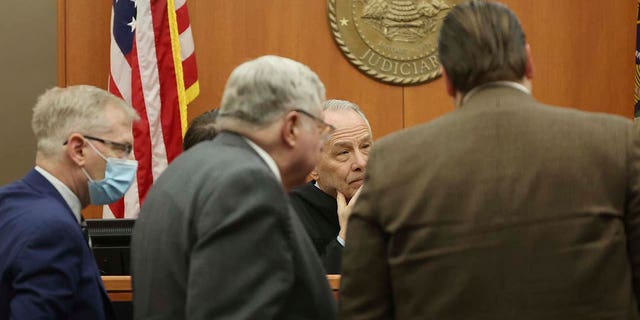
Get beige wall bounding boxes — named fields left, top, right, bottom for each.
left=0, top=0, right=57, bottom=185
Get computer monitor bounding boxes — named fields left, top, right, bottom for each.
left=85, top=218, right=135, bottom=275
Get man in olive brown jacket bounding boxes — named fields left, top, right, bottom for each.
left=338, top=1, right=640, bottom=319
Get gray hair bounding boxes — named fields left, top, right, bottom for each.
left=32, top=85, right=139, bottom=157
left=321, top=99, right=371, bottom=132
left=218, top=55, right=326, bottom=128
left=438, top=0, right=527, bottom=93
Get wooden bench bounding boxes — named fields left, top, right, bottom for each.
left=103, top=274, right=341, bottom=301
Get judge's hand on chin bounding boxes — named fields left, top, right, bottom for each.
left=337, top=185, right=363, bottom=241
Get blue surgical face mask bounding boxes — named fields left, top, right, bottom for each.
left=81, top=140, right=138, bottom=205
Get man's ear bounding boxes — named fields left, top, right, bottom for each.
left=442, top=67, right=456, bottom=98
left=524, top=43, right=534, bottom=80
left=281, top=111, right=300, bottom=148
left=309, top=168, right=319, bottom=181
left=66, top=133, right=87, bottom=166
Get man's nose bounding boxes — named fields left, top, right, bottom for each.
left=352, top=149, right=367, bottom=170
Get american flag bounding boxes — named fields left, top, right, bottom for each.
left=107, top=0, right=199, bottom=218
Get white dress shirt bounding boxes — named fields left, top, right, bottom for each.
left=462, top=80, right=531, bottom=106
left=243, top=137, right=282, bottom=183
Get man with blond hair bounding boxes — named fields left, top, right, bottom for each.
left=0, top=85, right=139, bottom=319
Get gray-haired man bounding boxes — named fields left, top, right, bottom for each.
left=290, top=99, right=373, bottom=274
left=132, top=55, right=336, bottom=319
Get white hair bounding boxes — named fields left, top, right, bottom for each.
left=218, top=55, right=326, bottom=128
left=31, top=85, right=139, bottom=157
left=322, top=99, right=371, bottom=133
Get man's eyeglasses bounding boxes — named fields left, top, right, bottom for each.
left=294, top=109, right=336, bottom=137
left=64, top=135, right=133, bottom=157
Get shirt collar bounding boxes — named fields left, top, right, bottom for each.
left=34, top=166, right=82, bottom=223
left=462, top=81, right=531, bottom=106
left=243, top=137, right=282, bottom=183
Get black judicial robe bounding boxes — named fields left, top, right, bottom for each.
left=289, top=181, right=344, bottom=273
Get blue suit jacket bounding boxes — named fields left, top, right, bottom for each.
left=0, top=169, right=114, bottom=319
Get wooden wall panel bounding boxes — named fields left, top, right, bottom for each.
left=62, top=0, right=112, bottom=219
left=405, top=0, right=636, bottom=126
left=404, top=78, right=453, bottom=127
left=61, top=0, right=636, bottom=218
left=62, top=0, right=111, bottom=88
left=509, top=0, right=635, bottom=116
left=62, top=0, right=403, bottom=139
left=186, top=0, right=403, bottom=139
left=62, top=0, right=636, bottom=135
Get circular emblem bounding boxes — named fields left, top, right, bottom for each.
left=328, top=0, right=461, bottom=85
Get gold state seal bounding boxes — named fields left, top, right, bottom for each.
left=328, top=0, right=461, bottom=85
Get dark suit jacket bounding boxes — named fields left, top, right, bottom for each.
left=339, top=85, right=640, bottom=319
left=290, top=182, right=344, bottom=273
left=132, top=132, right=336, bottom=319
left=0, top=169, right=114, bottom=320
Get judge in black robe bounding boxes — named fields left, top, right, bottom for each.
left=288, top=100, right=373, bottom=274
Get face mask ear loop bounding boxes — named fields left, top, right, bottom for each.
left=85, top=139, right=109, bottom=162
left=82, top=139, right=108, bottom=183
left=80, top=167, right=95, bottom=183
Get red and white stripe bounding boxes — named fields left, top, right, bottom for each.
left=107, top=0, right=199, bottom=219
